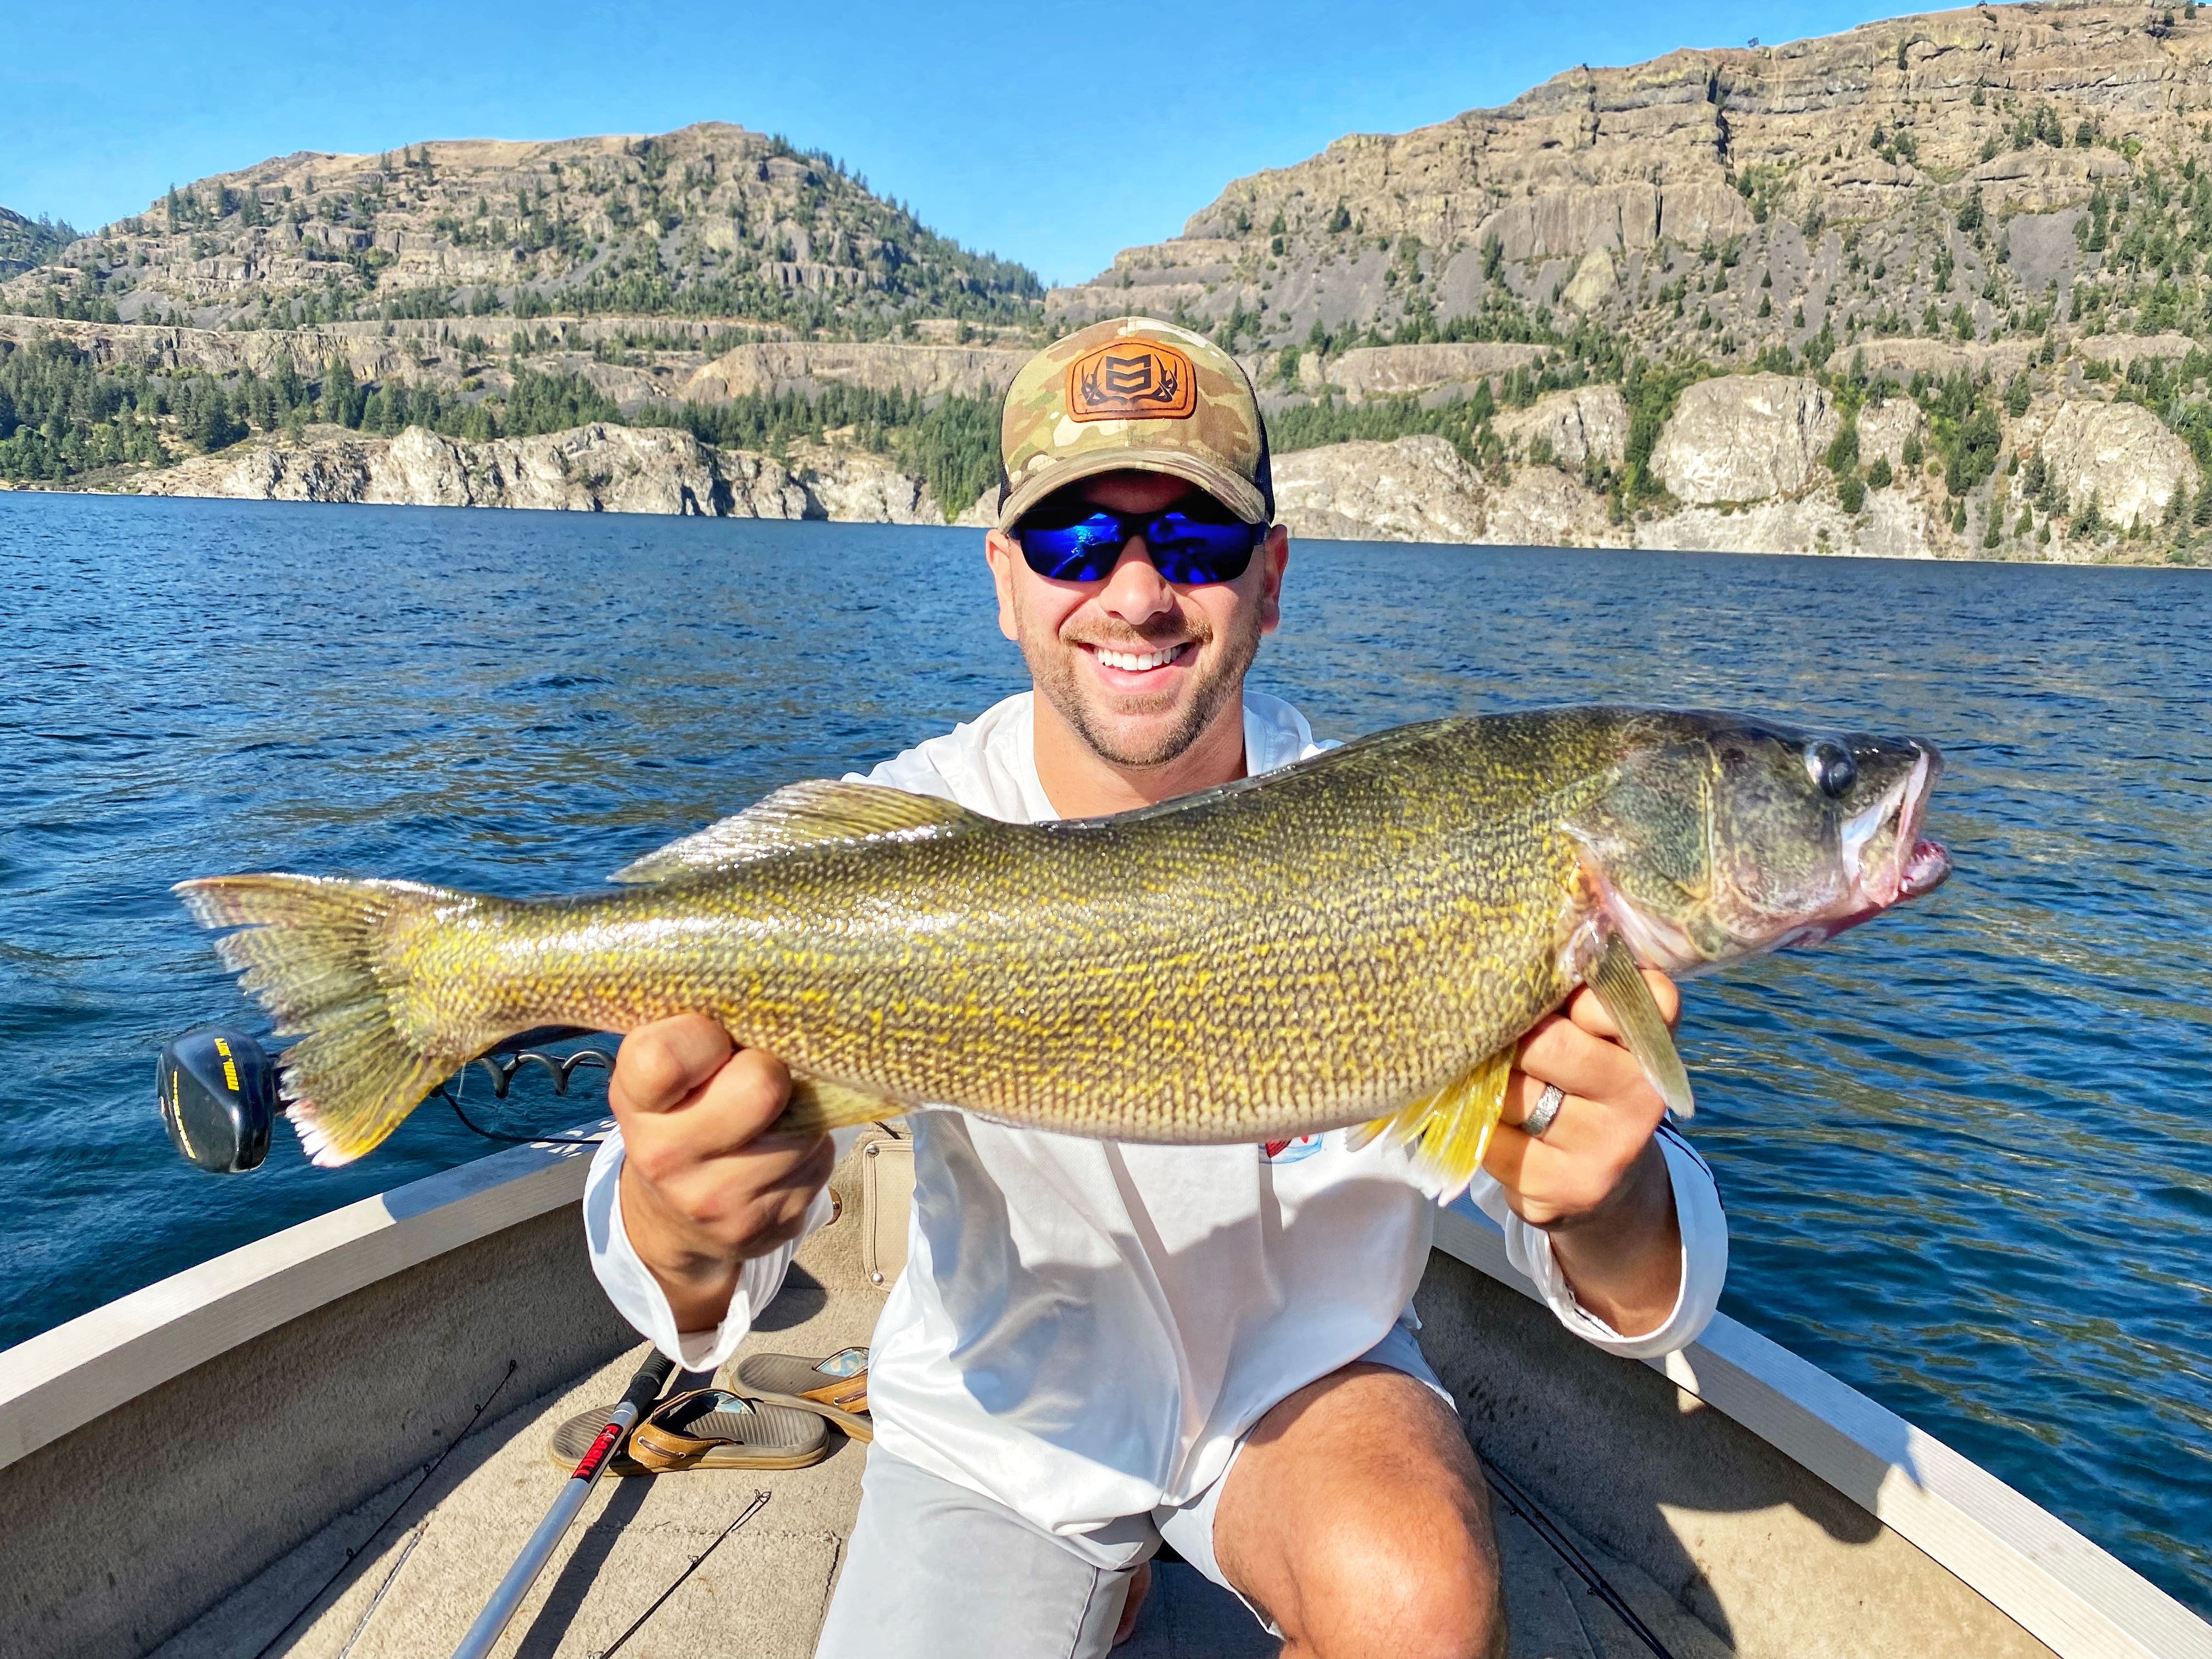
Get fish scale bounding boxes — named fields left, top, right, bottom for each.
left=177, top=707, right=1950, bottom=1193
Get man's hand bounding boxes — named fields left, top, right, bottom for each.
left=1481, top=969, right=1685, bottom=1338
left=611, top=1014, right=833, bottom=1335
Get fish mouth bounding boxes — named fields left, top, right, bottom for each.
left=1836, top=740, right=1950, bottom=919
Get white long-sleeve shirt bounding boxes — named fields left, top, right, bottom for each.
left=586, top=690, right=1729, bottom=1537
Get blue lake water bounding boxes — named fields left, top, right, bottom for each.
left=3, top=492, right=2208, bottom=1617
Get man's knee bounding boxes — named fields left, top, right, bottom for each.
left=1285, top=1498, right=1505, bottom=1659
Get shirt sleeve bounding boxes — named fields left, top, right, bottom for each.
left=583, top=1125, right=836, bottom=1372
left=1469, top=1120, right=1728, bottom=1359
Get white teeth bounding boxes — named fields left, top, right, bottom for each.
left=1094, top=645, right=1182, bottom=672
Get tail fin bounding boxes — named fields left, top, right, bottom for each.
left=1347, top=1047, right=1515, bottom=1204
left=175, top=874, right=467, bottom=1167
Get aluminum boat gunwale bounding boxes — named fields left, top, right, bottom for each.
left=1, top=1128, right=2205, bottom=1659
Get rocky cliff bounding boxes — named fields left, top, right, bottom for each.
left=1050, top=3, right=2207, bottom=362
left=1270, top=374, right=2199, bottom=561
left=133, top=422, right=944, bottom=522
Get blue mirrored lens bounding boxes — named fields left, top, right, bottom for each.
left=1018, top=512, right=1257, bottom=584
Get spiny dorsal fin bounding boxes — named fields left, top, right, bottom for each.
left=610, top=781, right=990, bottom=884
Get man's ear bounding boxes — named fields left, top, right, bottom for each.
left=983, top=528, right=1022, bottom=642
left=1256, top=524, right=1289, bottom=636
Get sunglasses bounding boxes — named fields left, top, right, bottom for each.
left=1014, top=506, right=1265, bottom=585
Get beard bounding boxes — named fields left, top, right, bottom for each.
left=1019, top=603, right=1265, bottom=770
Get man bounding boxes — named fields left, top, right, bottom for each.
left=584, top=318, right=1728, bottom=1659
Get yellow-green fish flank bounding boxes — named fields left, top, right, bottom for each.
left=177, top=708, right=1951, bottom=1191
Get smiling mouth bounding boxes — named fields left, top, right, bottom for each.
left=1085, top=642, right=1191, bottom=673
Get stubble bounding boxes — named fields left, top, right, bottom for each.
left=1023, top=608, right=1263, bottom=770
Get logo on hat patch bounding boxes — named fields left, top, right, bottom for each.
left=1068, top=340, right=1198, bottom=422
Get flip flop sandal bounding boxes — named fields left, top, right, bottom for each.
left=628, top=1389, right=831, bottom=1471
left=547, top=1403, right=656, bottom=1476
left=733, top=1346, right=874, bottom=1442
left=545, top=1389, right=828, bottom=1474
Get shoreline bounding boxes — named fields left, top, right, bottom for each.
left=7, top=466, right=2200, bottom=570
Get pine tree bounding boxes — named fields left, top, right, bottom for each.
left=320, top=358, right=358, bottom=427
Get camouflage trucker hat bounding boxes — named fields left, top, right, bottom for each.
left=997, top=317, right=1274, bottom=529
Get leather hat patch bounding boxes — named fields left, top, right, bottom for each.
left=1066, top=340, right=1198, bottom=422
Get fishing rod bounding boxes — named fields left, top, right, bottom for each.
left=448, top=1348, right=685, bottom=1659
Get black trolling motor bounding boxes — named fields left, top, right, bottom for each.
left=155, top=1025, right=619, bottom=1173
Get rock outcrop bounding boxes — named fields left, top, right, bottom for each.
left=133, top=423, right=942, bottom=522
left=1650, top=376, right=1837, bottom=505
left=1272, top=436, right=1615, bottom=546
left=678, top=342, right=1027, bottom=404
left=1317, top=343, right=1546, bottom=403
left=1635, top=492, right=1937, bottom=560
left=1272, top=437, right=1488, bottom=543
left=1265, top=371, right=2200, bottom=562
left=2029, top=400, right=2199, bottom=526
left=1481, top=466, right=1616, bottom=548
left=1492, top=387, right=1628, bottom=468
left=1855, top=398, right=1925, bottom=469
left=782, top=440, right=943, bottom=524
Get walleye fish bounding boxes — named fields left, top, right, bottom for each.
left=177, top=708, right=1951, bottom=1195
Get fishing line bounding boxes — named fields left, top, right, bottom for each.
left=332, top=1520, right=426, bottom=1659
left=595, top=1490, right=772, bottom=1658
left=251, top=1359, right=519, bottom=1659
left=1482, top=1458, right=1680, bottom=1659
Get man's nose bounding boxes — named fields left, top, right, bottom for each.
left=1097, top=539, right=1173, bottom=623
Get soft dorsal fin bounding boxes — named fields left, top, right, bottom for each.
left=610, top=781, right=990, bottom=883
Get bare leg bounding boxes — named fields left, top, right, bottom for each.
left=1211, top=1363, right=1505, bottom=1659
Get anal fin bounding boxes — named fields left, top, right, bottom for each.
left=1351, top=1047, right=1515, bottom=1204
left=1588, top=933, right=1694, bottom=1119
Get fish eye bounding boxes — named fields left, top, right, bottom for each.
left=1804, top=740, right=1857, bottom=798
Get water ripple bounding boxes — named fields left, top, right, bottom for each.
left=1, top=496, right=2205, bottom=1615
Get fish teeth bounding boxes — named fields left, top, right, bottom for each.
left=1095, top=645, right=1182, bottom=672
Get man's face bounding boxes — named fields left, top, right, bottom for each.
left=985, top=471, right=1289, bottom=771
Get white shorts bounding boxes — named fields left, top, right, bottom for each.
left=813, top=1323, right=1451, bottom=1659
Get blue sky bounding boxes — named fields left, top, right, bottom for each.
left=3, top=0, right=1919, bottom=287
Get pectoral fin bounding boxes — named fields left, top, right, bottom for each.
left=1349, top=1047, right=1515, bottom=1204
left=1588, top=934, right=1694, bottom=1119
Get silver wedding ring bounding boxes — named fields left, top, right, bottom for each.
left=1523, top=1082, right=1567, bottom=1139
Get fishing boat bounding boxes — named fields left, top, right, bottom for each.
left=4, top=1109, right=2208, bottom=1659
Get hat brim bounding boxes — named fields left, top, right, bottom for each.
left=997, top=448, right=1269, bottom=531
